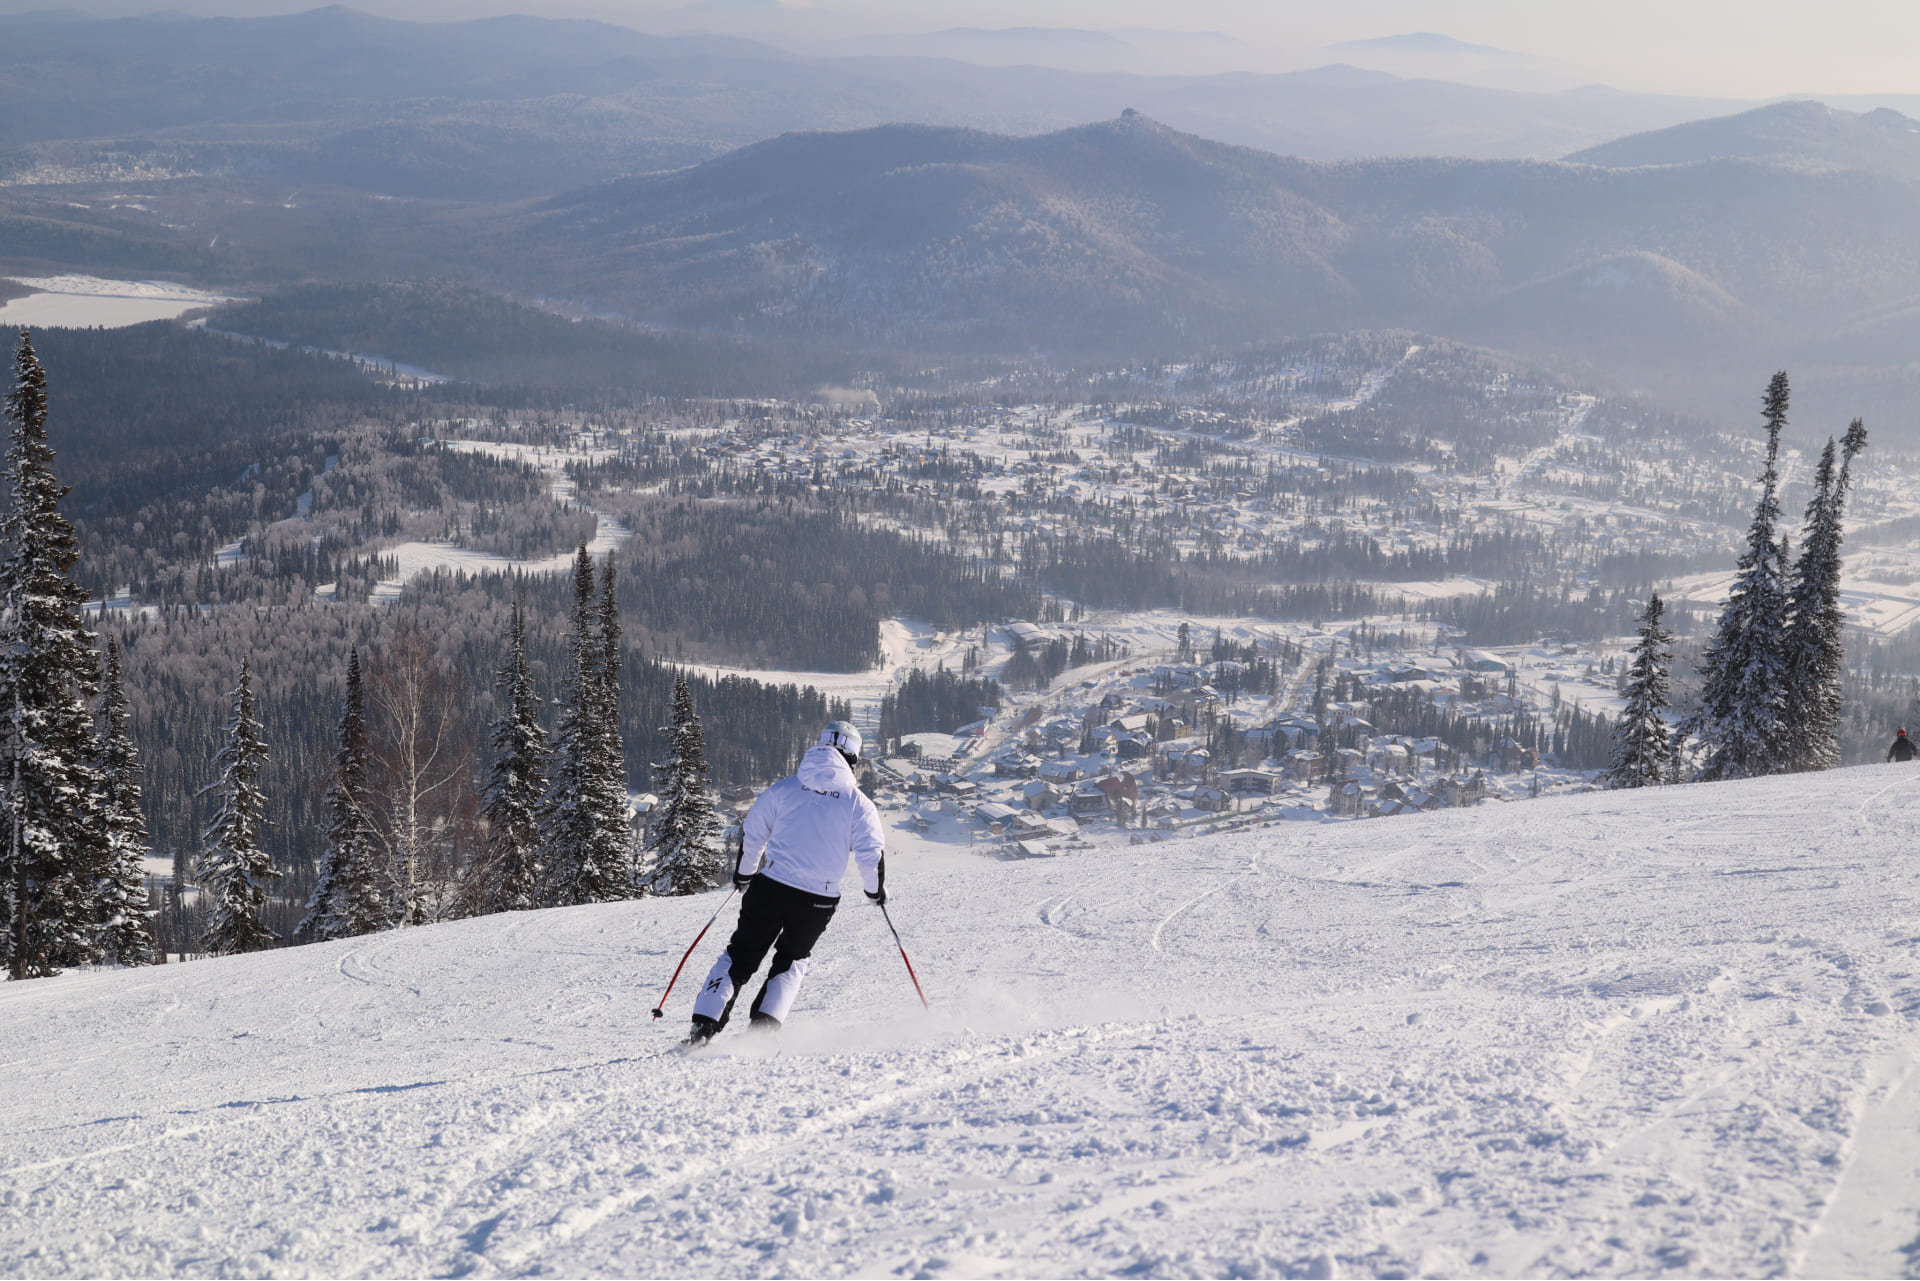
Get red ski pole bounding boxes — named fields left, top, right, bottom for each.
left=650, top=886, right=738, bottom=1019
left=879, top=902, right=928, bottom=1009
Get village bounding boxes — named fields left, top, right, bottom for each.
left=836, top=620, right=1630, bottom=860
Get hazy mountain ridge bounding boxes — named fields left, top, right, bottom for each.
left=1569, top=98, right=1920, bottom=179
left=0, top=4, right=1746, bottom=204
left=504, top=114, right=1920, bottom=369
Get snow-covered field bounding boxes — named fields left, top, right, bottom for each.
left=8, top=765, right=1920, bottom=1278
left=0, top=275, right=237, bottom=329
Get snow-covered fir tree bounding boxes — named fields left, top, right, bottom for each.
left=465, top=600, right=547, bottom=915
left=1, top=328, right=108, bottom=979
left=539, top=547, right=628, bottom=906
left=1687, top=372, right=1794, bottom=781
left=1781, top=419, right=1868, bottom=772
left=300, top=648, right=387, bottom=940
left=642, top=673, right=722, bottom=896
left=198, top=658, right=278, bottom=956
left=93, top=637, right=155, bottom=965
left=591, top=557, right=632, bottom=883
left=1604, top=593, right=1676, bottom=789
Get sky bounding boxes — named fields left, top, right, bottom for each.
left=14, top=0, right=1920, bottom=98
left=687, top=0, right=1920, bottom=96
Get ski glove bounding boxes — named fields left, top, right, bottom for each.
left=865, top=886, right=887, bottom=906
left=734, top=870, right=756, bottom=891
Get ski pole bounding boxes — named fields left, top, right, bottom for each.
left=879, top=902, right=928, bottom=1009
left=649, top=885, right=738, bottom=1019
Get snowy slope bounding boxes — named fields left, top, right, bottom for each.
left=9, top=767, right=1920, bottom=1278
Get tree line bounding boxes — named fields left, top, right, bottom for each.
left=1605, top=373, right=1866, bottom=787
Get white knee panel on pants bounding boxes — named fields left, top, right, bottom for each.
left=692, top=951, right=735, bottom=1021
left=757, top=957, right=809, bottom=1023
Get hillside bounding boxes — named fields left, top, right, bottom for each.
left=0, top=6, right=1736, bottom=201
left=6, top=764, right=1920, bottom=1276
left=505, top=113, right=1920, bottom=368
left=1568, top=99, right=1920, bottom=179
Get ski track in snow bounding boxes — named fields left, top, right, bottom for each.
left=10, top=766, right=1920, bottom=1277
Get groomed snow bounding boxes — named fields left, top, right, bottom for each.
left=7, top=765, right=1920, bottom=1278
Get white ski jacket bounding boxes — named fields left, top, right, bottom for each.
left=739, top=745, right=886, bottom=899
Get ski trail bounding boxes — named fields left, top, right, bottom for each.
left=1797, top=1047, right=1920, bottom=1278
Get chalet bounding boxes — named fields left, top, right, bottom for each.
left=1495, top=737, right=1539, bottom=771
left=994, top=753, right=1040, bottom=779
left=974, top=801, right=1021, bottom=836
left=1069, top=782, right=1112, bottom=818
left=1330, top=780, right=1372, bottom=818
left=1284, top=749, right=1326, bottom=783
left=1038, top=760, right=1083, bottom=784
left=1436, top=773, right=1490, bottom=807
left=1366, top=743, right=1411, bottom=777
left=1193, top=785, right=1234, bottom=813
left=1021, top=779, right=1058, bottom=811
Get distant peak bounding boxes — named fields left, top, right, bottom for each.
left=1328, top=31, right=1521, bottom=58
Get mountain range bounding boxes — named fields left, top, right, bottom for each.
left=474, top=112, right=1920, bottom=421
left=0, top=4, right=1746, bottom=202
left=7, top=8, right=1920, bottom=431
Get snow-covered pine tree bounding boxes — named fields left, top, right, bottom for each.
left=539, top=547, right=627, bottom=905
left=1604, top=593, right=1676, bottom=788
left=465, top=600, right=547, bottom=914
left=300, top=648, right=387, bottom=940
left=94, top=637, right=155, bottom=965
left=642, top=673, right=722, bottom=896
left=1687, top=372, right=1794, bottom=781
left=198, top=658, right=278, bottom=956
left=591, top=556, right=633, bottom=886
left=1781, top=419, right=1868, bottom=772
left=1, top=329, right=108, bottom=979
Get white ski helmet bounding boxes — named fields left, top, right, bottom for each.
left=819, top=720, right=863, bottom=765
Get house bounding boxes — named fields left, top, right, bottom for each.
left=1092, top=772, right=1139, bottom=822
left=994, top=753, right=1040, bottom=779
left=1329, top=780, right=1372, bottom=818
left=1333, top=747, right=1366, bottom=779
left=1495, top=737, right=1539, bottom=771
left=1366, top=743, right=1411, bottom=777
left=974, top=801, right=1021, bottom=836
left=1021, top=779, right=1058, bottom=811
left=1284, top=749, right=1326, bottom=783
left=1066, top=774, right=1138, bottom=820
left=1193, top=785, right=1233, bottom=813
left=1039, top=760, right=1082, bottom=784
left=1436, top=773, right=1490, bottom=807
left=1012, top=839, right=1055, bottom=859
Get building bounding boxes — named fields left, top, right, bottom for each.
left=1462, top=649, right=1513, bottom=675
left=1284, top=750, right=1326, bottom=783
left=1193, top=785, right=1233, bottom=813
left=1021, top=779, right=1058, bottom=811
left=1218, top=768, right=1282, bottom=797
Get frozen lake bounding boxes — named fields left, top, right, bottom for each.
left=0, top=275, right=236, bottom=329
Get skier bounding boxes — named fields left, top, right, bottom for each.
left=1889, top=728, right=1919, bottom=763
left=686, top=721, right=886, bottom=1045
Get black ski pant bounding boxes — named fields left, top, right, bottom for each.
left=691, top=876, right=839, bottom=1030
